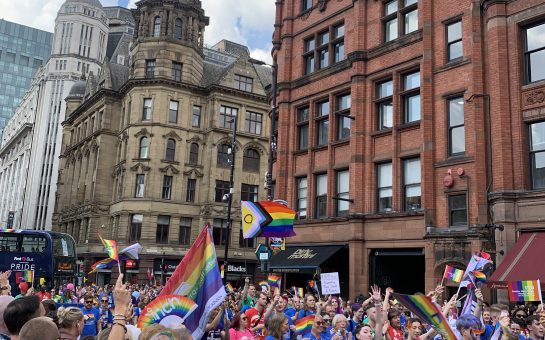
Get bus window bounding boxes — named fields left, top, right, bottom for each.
left=0, top=234, right=19, bottom=252
left=52, top=235, right=75, bottom=257
left=21, top=235, right=48, bottom=252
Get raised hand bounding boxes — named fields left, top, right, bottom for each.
left=370, top=284, right=381, bottom=303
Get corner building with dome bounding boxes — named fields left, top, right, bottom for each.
left=52, top=0, right=272, bottom=285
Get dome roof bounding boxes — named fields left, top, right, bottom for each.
left=64, top=0, right=103, bottom=8
left=68, top=80, right=87, bottom=98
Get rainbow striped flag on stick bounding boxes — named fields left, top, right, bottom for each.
left=443, top=265, right=464, bottom=283
left=89, top=258, right=117, bottom=274
left=15, top=270, right=34, bottom=283
left=469, top=271, right=487, bottom=285
left=393, top=293, right=457, bottom=340
left=268, top=275, right=281, bottom=288
left=160, top=225, right=226, bottom=339
left=295, top=315, right=315, bottom=335
left=99, top=235, right=119, bottom=261
left=508, top=280, right=542, bottom=302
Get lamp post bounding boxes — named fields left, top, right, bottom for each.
left=222, top=115, right=238, bottom=284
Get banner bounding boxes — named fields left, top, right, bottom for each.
left=508, top=280, right=542, bottom=302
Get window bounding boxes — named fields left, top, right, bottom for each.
left=377, top=162, right=393, bottom=212
left=524, top=22, right=545, bottom=83
left=179, top=218, right=191, bottom=245
left=297, top=107, right=309, bottom=150
left=234, top=74, right=253, bottom=92
left=315, top=174, right=327, bottom=218
left=175, top=18, right=183, bottom=40
left=446, top=21, right=463, bottom=62
left=243, top=148, right=260, bottom=172
left=245, top=112, right=262, bottom=135
left=189, top=143, right=199, bottom=165
left=145, top=59, right=155, bottom=78
left=296, top=177, right=308, bottom=219
left=336, top=94, right=351, bottom=140
left=302, top=0, right=312, bottom=12
left=336, top=170, right=349, bottom=216
left=217, top=144, right=230, bottom=168
left=153, top=16, right=161, bottom=37
left=403, top=158, right=421, bottom=211
left=449, top=194, right=467, bottom=226
left=156, top=215, right=170, bottom=244
left=172, top=62, right=182, bottom=81
left=129, top=214, right=142, bottom=242
left=402, top=71, right=420, bottom=123
left=142, top=98, right=152, bottom=120
left=529, top=122, right=545, bottom=189
left=186, top=178, right=196, bottom=202
left=169, top=100, right=178, bottom=123
left=215, top=180, right=230, bottom=202
left=241, top=184, right=258, bottom=202
left=135, top=174, right=145, bottom=198
left=192, top=106, right=201, bottom=127
left=213, top=219, right=228, bottom=246
left=303, top=22, right=345, bottom=75
left=448, top=97, right=465, bottom=156
left=316, top=100, right=329, bottom=146
left=383, top=0, right=418, bottom=42
left=139, top=136, right=149, bottom=159
left=162, top=175, right=172, bottom=200
left=376, top=80, right=393, bottom=130
left=165, top=139, right=176, bottom=161
left=220, top=105, right=238, bottom=129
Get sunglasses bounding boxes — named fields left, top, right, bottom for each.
left=315, top=321, right=324, bottom=326
left=85, top=301, right=93, bottom=303
left=323, top=319, right=331, bottom=323
left=516, top=314, right=526, bottom=318
left=101, top=300, right=109, bottom=302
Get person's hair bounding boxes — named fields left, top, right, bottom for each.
left=332, top=314, right=347, bottom=328
left=172, top=326, right=192, bottom=340
left=387, top=309, right=401, bottom=321
left=57, top=306, right=83, bottom=329
left=456, top=314, right=482, bottom=332
left=351, top=303, right=362, bottom=312
left=526, top=315, right=541, bottom=328
left=268, top=313, right=288, bottom=339
left=4, top=295, right=42, bottom=335
left=407, top=318, right=422, bottom=329
left=19, top=316, right=60, bottom=340
left=231, top=312, right=246, bottom=330
left=355, top=323, right=372, bottom=338
left=364, top=304, right=375, bottom=312
left=139, top=324, right=168, bottom=340
left=0, top=295, right=15, bottom=334
left=303, top=293, right=316, bottom=311
left=42, top=299, right=57, bottom=313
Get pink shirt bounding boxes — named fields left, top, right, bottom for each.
left=229, top=328, right=255, bottom=340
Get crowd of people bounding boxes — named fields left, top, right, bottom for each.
left=0, top=270, right=543, bottom=340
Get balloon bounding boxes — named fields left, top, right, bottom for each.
left=67, top=283, right=75, bottom=291
left=132, top=291, right=140, bottom=299
left=19, top=282, right=28, bottom=293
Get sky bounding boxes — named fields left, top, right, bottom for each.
left=0, top=0, right=275, bottom=63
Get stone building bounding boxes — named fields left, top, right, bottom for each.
left=53, top=0, right=271, bottom=285
left=270, top=0, right=545, bottom=298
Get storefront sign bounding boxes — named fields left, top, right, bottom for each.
left=56, top=262, right=74, bottom=273
left=288, top=249, right=317, bottom=259
left=125, top=259, right=138, bottom=269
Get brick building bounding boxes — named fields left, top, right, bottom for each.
left=270, top=0, right=545, bottom=298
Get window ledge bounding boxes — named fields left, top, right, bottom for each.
left=434, top=155, right=474, bottom=168
left=132, top=158, right=150, bottom=162
left=434, top=58, right=471, bottom=74
left=293, top=149, right=309, bottom=156
left=522, top=79, right=545, bottom=91
left=184, top=163, right=203, bottom=168
left=370, top=128, right=393, bottom=137
left=363, top=210, right=425, bottom=219
left=331, top=139, right=350, bottom=147
left=311, top=145, right=328, bottom=152
left=294, top=216, right=350, bottom=225
left=396, top=121, right=421, bottom=131
left=161, top=160, right=180, bottom=165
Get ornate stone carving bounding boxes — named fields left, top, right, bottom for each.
left=162, top=130, right=183, bottom=141
left=186, top=135, right=202, bottom=143
left=134, top=128, right=153, bottom=138
left=130, top=162, right=151, bottom=172
left=525, top=89, right=545, bottom=106
left=183, top=168, right=204, bottom=178
left=159, top=164, right=180, bottom=175
left=317, top=0, right=327, bottom=11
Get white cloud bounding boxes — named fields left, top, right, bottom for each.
left=0, top=0, right=64, bottom=32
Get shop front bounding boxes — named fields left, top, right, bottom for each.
left=221, top=261, right=258, bottom=286
left=153, top=258, right=181, bottom=285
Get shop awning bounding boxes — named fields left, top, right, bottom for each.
left=489, top=232, right=545, bottom=282
left=269, top=245, right=344, bottom=273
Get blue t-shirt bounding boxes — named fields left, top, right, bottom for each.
left=81, top=307, right=100, bottom=336
left=297, top=309, right=315, bottom=320
left=285, top=307, right=296, bottom=318
left=98, top=307, right=112, bottom=329
left=303, top=332, right=330, bottom=340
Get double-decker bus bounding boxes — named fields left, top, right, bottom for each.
left=0, top=229, right=77, bottom=290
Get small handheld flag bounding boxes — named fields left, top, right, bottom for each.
left=89, top=258, right=118, bottom=274
left=443, top=265, right=464, bottom=283
left=119, top=243, right=142, bottom=260
left=226, top=283, right=234, bottom=293
left=268, top=275, right=281, bottom=288
left=508, top=280, right=542, bottom=302
left=295, top=315, right=315, bottom=335
left=469, top=271, right=487, bottom=285
left=99, top=235, right=119, bottom=262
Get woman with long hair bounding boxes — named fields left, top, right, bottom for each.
left=265, top=313, right=289, bottom=340
left=229, top=311, right=255, bottom=340
left=297, top=294, right=317, bottom=320
left=57, top=306, right=85, bottom=340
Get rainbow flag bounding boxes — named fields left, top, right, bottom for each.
left=508, top=280, right=542, bottom=302
left=226, top=283, right=234, bottom=293
left=259, top=281, right=269, bottom=292
left=443, top=265, right=464, bottom=283
left=241, top=201, right=296, bottom=238
left=137, top=295, right=197, bottom=328
left=308, top=280, right=319, bottom=295
left=89, top=258, right=117, bottom=273
left=295, top=315, right=315, bottom=335
left=160, top=225, right=225, bottom=339
left=294, top=287, right=304, bottom=298
left=268, top=275, right=281, bottom=288
left=99, top=235, right=119, bottom=261
left=15, top=270, right=33, bottom=283
left=393, top=293, right=457, bottom=340
left=469, top=271, right=487, bottom=284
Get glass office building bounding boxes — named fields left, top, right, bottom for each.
left=0, top=19, right=52, bottom=135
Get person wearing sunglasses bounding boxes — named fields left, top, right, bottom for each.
left=80, top=294, right=100, bottom=337
left=98, top=296, right=113, bottom=331
left=229, top=312, right=255, bottom=340
left=302, top=313, right=327, bottom=340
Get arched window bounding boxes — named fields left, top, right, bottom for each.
left=153, top=16, right=161, bottom=37
left=243, top=148, right=260, bottom=172
left=165, top=138, right=176, bottom=161
left=217, top=144, right=230, bottom=168
left=189, top=143, right=199, bottom=164
left=139, top=136, right=149, bottom=159
left=175, top=18, right=183, bottom=39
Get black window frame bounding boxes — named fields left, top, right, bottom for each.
left=142, top=98, right=152, bottom=121
left=179, top=217, right=192, bottom=245
left=215, top=180, right=230, bottom=202
left=213, top=218, right=229, bottom=246
left=135, top=174, right=145, bottom=198
left=162, top=175, right=173, bottom=200
left=446, top=20, right=463, bottom=63
left=401, top=71, right=421, bottom=123
left=335, top=169, right=349, bottom=217
left=524, top=21, right=545, bottom=84
left=382, top=0, right=418, bottom=43
left=315, top=173, right=327, bottom=219
left=377, top=162, right=393, bottom=213
left=171, top=62, right=182, bottom=81
left=241, top=183, right=258, bottom=202
left=243, top=148, right=260, bottom=172
left=189, top=143, right=199, bottom=165
left=296, top=177, right=308, bottom=220
left=335, top=93, right=351, bottom=141
left=303, top=22, right=345, bottom=75
left=297, top=106, right=310, bottom=150
left=448, top=193, right=468, bottom=226
left=129, top=214, right=143, bottom=242
left=156, top=215, right=170, bottom=244
left=186, top=178, right=196, bottom=202
left=376, top=80, right=393, bottom=130
left=529, top=121, right=545, bottom=189
left=301, top=0, right=312, bottom=12
left=234, top=74, right=253, bottom=92
left=315, top=100, right=330, bottom=146
left=165, top=138, right=176, bottom=161
left=145, top=59, right=156, bottom=78
left=403, top=157, right=421, bottom=211
left=175, top=18, right=183, bottom=40
left=192, top=105, right=201, bottom=127
left=447, top=96, right=465, bottom=156
left=217, top=144, right=230, bottom=168
left=220, top=105, right=238, bottom=129
left=244, top=111, right=263, bottom=135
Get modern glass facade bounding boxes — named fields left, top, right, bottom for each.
left=0, top=19, right=52, bottom=134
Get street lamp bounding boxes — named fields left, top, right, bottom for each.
left=222, top=115, right=238, bottom=283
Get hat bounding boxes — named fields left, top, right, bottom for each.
left=19, top=282, right=28, bottom=294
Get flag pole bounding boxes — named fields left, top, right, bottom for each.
left=31, top=270, right=35, bottom=289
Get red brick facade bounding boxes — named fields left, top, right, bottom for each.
left=272, top=0, right=545, bottom=299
